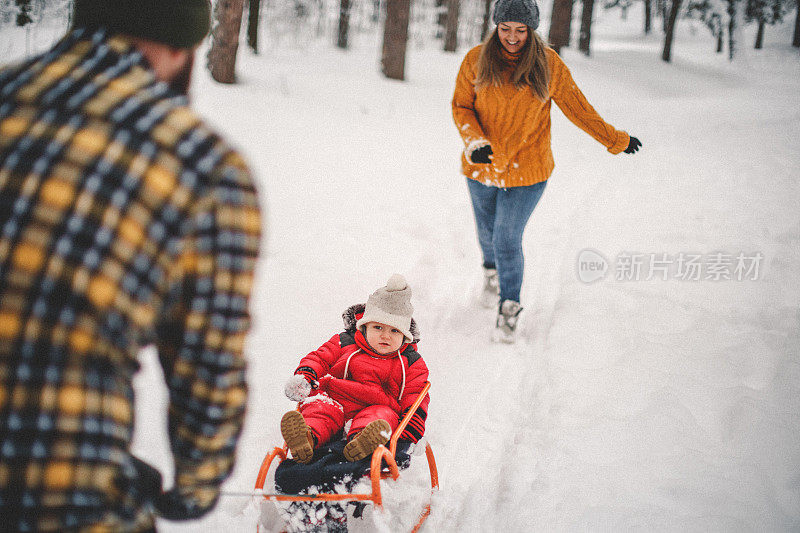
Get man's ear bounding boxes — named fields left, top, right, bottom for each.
left=161, top=47, right=192, bottom=82
left=130, top=38, right=191, bottom=84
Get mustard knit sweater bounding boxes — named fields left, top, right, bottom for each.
left=452, top=45, right=629, bottom=187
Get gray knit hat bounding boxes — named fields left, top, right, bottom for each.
left=356, top=274, right=414, bottom=343
left=73, top=0, right=211, bottom=49
left=493, top=0, right=540, bottom=31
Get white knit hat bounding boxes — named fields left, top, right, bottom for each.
left=356, top=274, right=414, bottom=343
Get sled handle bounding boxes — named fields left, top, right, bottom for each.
left=389, top=381, right=431, bottom=456
left=370, top=444, right=400, bottom=508
left=254, top=445, right=287, bottom=491
left=425, top=440, right=439, bottom=489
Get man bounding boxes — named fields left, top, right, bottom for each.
left=0, top=1, right=262, bottom=530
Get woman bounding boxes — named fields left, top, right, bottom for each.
left=452, top=0, right=641, bottom=343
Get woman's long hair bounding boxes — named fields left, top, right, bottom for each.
left=475, top=27, right=551, bottom=102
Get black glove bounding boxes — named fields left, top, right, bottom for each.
left=470, top=144, right=493, bottom=164
left=394, top=440, right=414, bottom=469
left=624, top=136, right=641, bottom=154
left=125, top=456, right=218, bottom=521
left=154, top=487, right=219, bottom=521
left=127, top=456, right=163, bottom=504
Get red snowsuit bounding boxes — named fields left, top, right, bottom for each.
left=294, top=304, right=430, bottom=447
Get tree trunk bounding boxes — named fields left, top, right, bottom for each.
left=444, top=0, right=460, bottom=52
left=793, top=2, right=800, bottom=47
left=338, top=0, right=351, bottom=49
left=661, top=0, right=668, bottom=32
left=435, top=0, right=446, bottom=38
left=16, top=0, right=33, bottom=26
left=727, top=0, right=736, bottom=61
left=549, top=0, right=574, bottom=54
left=208, top=0, right=246, bottom=84
left=481, top=0, right=493, bottom=40
left=644, top=0, right=652, bottom=34
left=247, top=0, right=261, bottom=54
left=661, top=0, right=682, bottom=62
left=754, top=18, right=765, bottom=49
left=716, top=19, right=724, bottom=52
left=382, top=0, right=411, bottom=80
left=578, top=0, right=595, bottom=55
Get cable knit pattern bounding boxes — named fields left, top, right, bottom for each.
left=452, top=45, right=629, bottom=188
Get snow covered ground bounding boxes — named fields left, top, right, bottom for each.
left=3, top=5, right=800, bottom=532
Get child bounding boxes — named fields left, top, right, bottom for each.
left=281, top=274, right=430, bottom=464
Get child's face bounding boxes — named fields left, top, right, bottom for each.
left=364, top=322, right=405, bottom=354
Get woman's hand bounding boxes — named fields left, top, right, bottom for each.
left=624, top=136, right=641, bottom=154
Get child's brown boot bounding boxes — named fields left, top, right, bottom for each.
left=280, top=410, right=315, bottom=464
left=343, top=419, right=391, bottom=462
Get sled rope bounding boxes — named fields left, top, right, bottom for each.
left=219, top=489, right=267, bottom=497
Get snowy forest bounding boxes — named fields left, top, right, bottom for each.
left=1, top=0, right=799, bottom=532
left=1, top=0, right=799, bottom=67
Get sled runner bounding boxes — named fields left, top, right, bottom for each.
left=254, top=381, right=438, bottom=532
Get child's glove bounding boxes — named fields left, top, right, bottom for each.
left=395, top=440, right=414, bottom=469
left=285, top=374, right=314, bottom=401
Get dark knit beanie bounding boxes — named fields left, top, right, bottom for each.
left=72, top=0, right=211, bottom=49
left=493, top=0, right=540, bottom=31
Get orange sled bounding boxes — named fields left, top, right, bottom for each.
left=254, top=382, right=439, bottom=532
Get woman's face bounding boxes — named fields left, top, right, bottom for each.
left=497, top=22, right=528, bottom=54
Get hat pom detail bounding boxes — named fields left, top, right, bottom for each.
left=386, top=274, right=407, bottom=292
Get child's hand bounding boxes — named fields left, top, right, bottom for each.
left=284, top=374, right=313, bottom=401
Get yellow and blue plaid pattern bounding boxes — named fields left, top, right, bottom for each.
left=0, top=28, right=261, bottom=531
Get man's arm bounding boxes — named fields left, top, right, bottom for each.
left=155, top=149, right=261, bottom=517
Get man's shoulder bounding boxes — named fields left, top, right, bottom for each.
left=150, top=102, right=253, bottom=188
left=0, top=60, right=23, bottom=84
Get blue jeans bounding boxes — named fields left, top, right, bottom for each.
left=466, top=178, right=548, bottom=303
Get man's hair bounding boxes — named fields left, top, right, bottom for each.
left=72, top=0, right=211, bottom=49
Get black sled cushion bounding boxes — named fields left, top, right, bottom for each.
left=274, top=440, right=413, bottom=495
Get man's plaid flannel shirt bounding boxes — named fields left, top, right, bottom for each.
left=0, top=28, right=262, bottom=531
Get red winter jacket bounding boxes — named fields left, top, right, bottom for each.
left=295, top=304, right=430, bottom=442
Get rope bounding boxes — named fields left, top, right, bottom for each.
left=219, top=489, right=266, bottom=498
